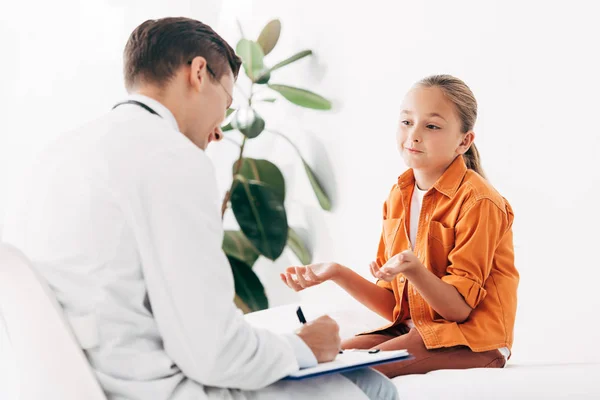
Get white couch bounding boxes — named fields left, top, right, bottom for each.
left=2, top=300, right=598, bottom=399
left=244, top=302, right=600, bottom=399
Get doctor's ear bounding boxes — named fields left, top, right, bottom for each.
left=187, top=56, right=209, bottom=91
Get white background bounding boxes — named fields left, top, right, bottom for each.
left=1, top=0, right=599, bottom=377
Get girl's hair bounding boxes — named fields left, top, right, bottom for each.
left=416, top=74, right=486, bottom=179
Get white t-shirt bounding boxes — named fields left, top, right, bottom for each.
left=409, top=185, right=427, bottom=248
left=407, top=185, right=509, bottom=362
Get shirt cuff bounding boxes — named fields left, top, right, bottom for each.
left=441, top=274, right=487, bottom=309
left=376, top=278, right=393, bottom=290
left=283, top=334, right=317, bottom=369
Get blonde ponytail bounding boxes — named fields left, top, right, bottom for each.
left=463, top=143, right=486, bottom=179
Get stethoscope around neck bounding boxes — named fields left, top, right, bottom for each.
left=112, top=100, right=162, bottom=118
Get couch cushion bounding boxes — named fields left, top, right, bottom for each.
left=392, top=363, right=600, bottom=399
left=245, top=302, right=600, bottom=399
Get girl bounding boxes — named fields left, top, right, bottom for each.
left=280, top=75, right=519, bottom=377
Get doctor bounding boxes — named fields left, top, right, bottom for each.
left=1, top=17, right=398, bottom=400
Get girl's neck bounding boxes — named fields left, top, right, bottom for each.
left=413, top=167, right=445, bottom=191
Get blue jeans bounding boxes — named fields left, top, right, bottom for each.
left=342, top=368, right=399, bottom=400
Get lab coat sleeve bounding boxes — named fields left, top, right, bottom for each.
left=125, top=144, right=300, bottom=390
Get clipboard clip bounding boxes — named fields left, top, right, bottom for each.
left=340, top=348, right=381, bottom=354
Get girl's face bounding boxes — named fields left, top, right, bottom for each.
left=397, top=86, right=473, bottom=173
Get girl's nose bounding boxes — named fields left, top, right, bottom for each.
left=408, top=130, right=421, bottom=143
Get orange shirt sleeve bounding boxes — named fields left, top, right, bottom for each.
left=442, top=198, right=514, bottom=309
left=375, top=234, right=393, bottom=290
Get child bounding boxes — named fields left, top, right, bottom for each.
left=281, top=75, right=519, bottom=377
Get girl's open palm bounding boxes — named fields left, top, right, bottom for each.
left=280, top=262, right=339, bottom=292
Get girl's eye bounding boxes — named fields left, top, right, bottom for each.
left=401, top=120, right=411, bottom=126
left=427, top=124, right=441, bottom=130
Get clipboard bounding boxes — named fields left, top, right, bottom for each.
left=283, top=349, right=412, bottom=380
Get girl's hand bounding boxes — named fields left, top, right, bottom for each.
left=280, top=262, right=341, bottom=292
left=371, top=250, right=423, bottom=282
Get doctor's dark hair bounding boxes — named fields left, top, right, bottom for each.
left=123, top=17, right=241, bottom=90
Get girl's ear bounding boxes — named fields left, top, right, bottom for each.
left=456, top=131, right=475, bottom=155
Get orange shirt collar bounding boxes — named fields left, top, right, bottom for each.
left=397, top=155, right=468, bottom=199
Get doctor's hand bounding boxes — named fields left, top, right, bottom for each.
left=296, top=315, right=341, bottom=363
left=280, top=262, right=341, bottom=292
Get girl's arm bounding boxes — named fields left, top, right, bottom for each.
left=332, top=265, right=397, bottom=321
left=404, top=259, right=472, bottom=322
left=375, top=251, right=472, bottom=323
left=281, top=263, right=396, bottom=321
left=375, top=199, right=515, bottom=324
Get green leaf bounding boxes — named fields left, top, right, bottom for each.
left=268, top=130, right=333, bottom=211
left=236, top=39, right=264, bottom=81
left=270, top=50, right=313, bottom=72
left=268, top=84, right=332, bottom=110
left=231, top=107, right=265, bottom=138
left=234, top=158, right=285, bottom=201
left=287, top=228, right=312, bottom=264
left=236, top=19, right=246, bottom=39
left=257, top=19, right=281, bottom=56
left=230, top=177, right=289, bottom=260
left=254, top=69, right=271, bottom=84
left=221, top=108, right=236, bottom=132
left=234, top=294, right=252, bottom=314
left=258, top=98, right=277, bottom=103
left=303, top=160, right=331, bottom=210
left=228, top=256, right=268, bottom=312
left=223, top=230, right=260, bottom=267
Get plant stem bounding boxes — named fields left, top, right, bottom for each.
left=221, top=136, right=247, bottom=218
left=221, top=83, right=254, bottom=219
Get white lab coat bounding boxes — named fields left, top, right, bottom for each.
left=1, top=95, right=368, bottom=400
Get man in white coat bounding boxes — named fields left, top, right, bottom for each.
left=1, top=17, right=398, bottom=400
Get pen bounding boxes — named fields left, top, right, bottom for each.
left=296, top=306, right=307, bottom=324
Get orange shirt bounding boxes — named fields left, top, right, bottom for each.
left=373, top=156, right=519, bottom=353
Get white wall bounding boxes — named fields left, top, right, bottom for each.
left=211, top=0, right=600, bottom=365
left=1, top=0, right=599, bottom=369
left=0, top=0, right=222, bottom=233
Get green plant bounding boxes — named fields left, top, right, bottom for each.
left=220, top=19, right=332, bottom=313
